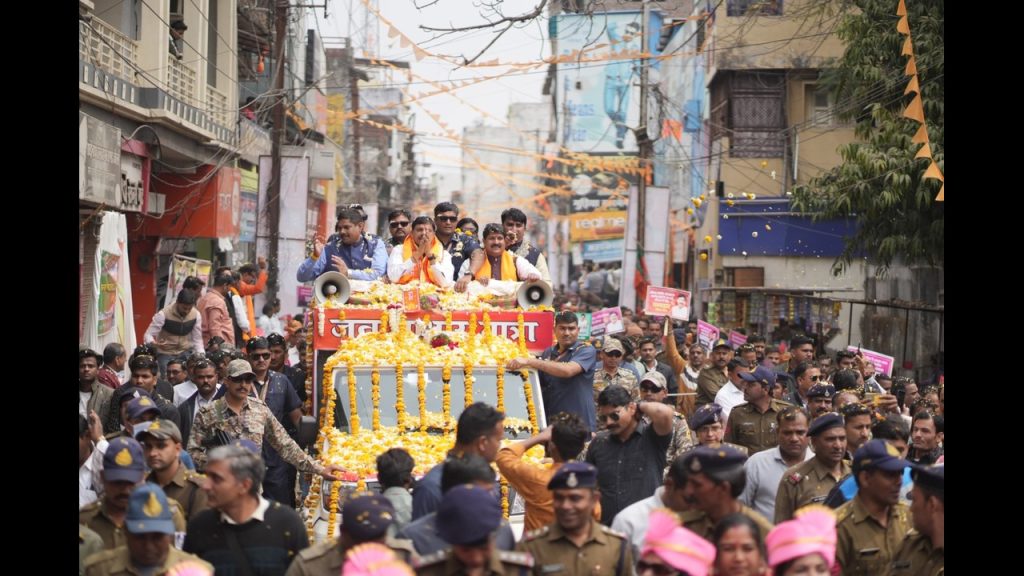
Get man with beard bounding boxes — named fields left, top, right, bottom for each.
left=297, top=208, right=387, bottom=282
left=434, top=202, right=484, bottom=292
left=637, top=371, right=693, bottom=475
left=469, top=223, right=541, bottom=286
left=774, top=412, right=851, bottom=523
left=805, top=382, right=836, bottom=419
left=519, top=463, right=633, bottom=576
left=139, top=419, right=208, bottom=521
left=177, top=357, right=222, bottom=446
left=385, top=208, right=412, bottom=255
left=740, top=406, right=813, bottom=522
left=908, top=411, right=943, bottom=465
left=501, top=207, right=551, bottom=282
left=696, top=341, right=733, bottom=407
left=835, top=440, right=911, bottom=575
left=268, top=333, right=306, bottom=402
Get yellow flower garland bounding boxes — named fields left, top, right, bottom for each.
left=501, top=478, right=510, bottom=519
left=303, top=308, right=316, bottom=414
left=395, top=363, right=406, bottom=430
left=326, top=478, right=341, bottom=539
left=380, top=310, right=389, bottom=333
left=521, top=370, right=538, bottom=434
left=496, top=364, right=506, bottom=413
left=445, top=310, right=453, bottom=332
left=468, top=313, right=478, bottom=353
left=347, top=364, right=360, bottom=433
left=442, top=362, right=452, bottom=431
left=418, top=363, right=428, bottom=432
left=463, top=359, right=474, bottom=407
left=356, top=478, right=367, bottom=492
left=482, top=312, right=493, bottom=346
left=371, top=365, right=381, bottom=432
left=517, top=312, right=528, bottom=357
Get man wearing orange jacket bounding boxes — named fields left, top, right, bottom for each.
left=236, top=256, right=268, bottom=340
left=386, top=216, right=454, bottom=287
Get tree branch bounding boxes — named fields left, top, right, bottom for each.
left=420, top=0, right=547, bottom=33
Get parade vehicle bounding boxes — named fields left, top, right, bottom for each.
left=298, top=272, right=555, bottom=542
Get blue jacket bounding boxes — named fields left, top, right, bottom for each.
left=296, top=234, right=387, bottom=282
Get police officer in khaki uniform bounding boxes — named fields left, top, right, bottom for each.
left=836, top=440, right=911, bottom=575
left=519, top=462, right=633, bottom=576
left=696, top=341, right=732, bottom=407
left=286, top=493, right=416, bottom=575
left=414, top=484, right=535, bottom=575
left=725, top=366, right=792, bottom=454
left=886, top=463, right=943, bottom=575
left=687, top=403, right=749, bottom=456
left=104, top=393, right=161, bottom=442
left=80, top=437, right=187, bottom=551
left=138, top=419, right=208, bottom=521
left=805, top=383, right=836, bottom=419
left=774, top=412, right=851, bottom=523
left=84, top=484, right=212, bottom=576
left=677, top=446, right=775, bottom=547
left=80, top=525, right=104, bottom=575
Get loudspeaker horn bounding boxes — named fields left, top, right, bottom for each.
left=313, top=271, right=351, bottom=304
left=516, top=281, right=553, bottom=308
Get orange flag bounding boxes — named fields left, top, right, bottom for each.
left=923, top=162, right=944, bottom=182
left=897, top=15, right=910, bottom=35
left=915, top=142, right=932, bottom=160
left=912, top=124, right=929, bottom=144
left=902, top=35, right=914, bottom=56
left=904, top=75, right=920, bottom=95
left=935, top=184, right=944, bottom=201
left=905, top=56, right=917, bottom=76
left=903, top=94, right=925, bottom=123
left=897, top=0, right=908, bottom=16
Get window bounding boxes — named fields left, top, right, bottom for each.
left=727, top=0, right=783, bottom=17
left=169, top=0, right=184, bottom=19
left=805, top=85, right=839, bottom=128
left=730, top=72, right=786, bottom=158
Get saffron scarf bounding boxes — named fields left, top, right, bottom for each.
left=398, top=236, right=444, bottom=285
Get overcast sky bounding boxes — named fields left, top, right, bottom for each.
left=315, top=0, right=550, bottom=182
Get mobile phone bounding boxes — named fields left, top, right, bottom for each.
left=863, top=392, right=880, bottom=406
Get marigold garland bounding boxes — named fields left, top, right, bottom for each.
left=303, top=308, right=316, bottom=414
left=371, top=365, right=381, bottom=431
left=520, top=370, right=538, bottom=434
left=496, top=364, right=506, bottom=413
left=501, top=478, right=510, bottom=519
left=347, top=363, right=360, bottom=433
left=468, top=313, right=478, bottom=353
left=464, top=360, right=474, bottom=407
left=445, top=309, right=453, bottom=332
left=395, top=362, right=406, bottom=430
left=326, top=479, right=342, bottom=539
left=482, top=312, right=493, bottom=345
left=380, top=310, right=389, bottom=333
left=356, top=478, right=367, bottom=492
left=418, top=363, right=428, bottom=432
left=442, top=362, right=452, bottom=431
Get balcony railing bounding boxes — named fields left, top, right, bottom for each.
left=166, top=55, right=197, bottom=107
left=207, top=85, right=231, bottom=128
left=79, top=18, right=139, bottom=81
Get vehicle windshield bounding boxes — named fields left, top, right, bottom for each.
left=331, top=366, right=545, bottom=439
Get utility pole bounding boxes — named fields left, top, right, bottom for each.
left=635, top=0, right=652, bottom=311
left=268, top=0, right=288, bottom=302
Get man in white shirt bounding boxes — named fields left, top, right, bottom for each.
left=715, top=357, right=752, bottom=421
left=256, top=300, right=283, bottom=337
left=387, top=216, right=454, bottom=287
left=611, top=451, right=692, bottom=551
left=738, top=406, right=813, bottom=521
left=462, top=223, right=542, bottom=284
left=79, top=413, right=102, bottom=508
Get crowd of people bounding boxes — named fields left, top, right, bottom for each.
left=78, top=201, right=943, bottom=575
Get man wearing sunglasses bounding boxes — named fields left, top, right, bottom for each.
left=584, top=385, right=675, bottom=525
left=593, top=337, right=638, bottom=406
left=434, top=202, right=484, bottom=292
left=792, top=362, right=822, bottom=409
left=297, top=208, right=387, bottom=283
left=638, top=371, right=694, bottom=477
left=725, top=365, right=790, bottom=454
left=187, top=359, right=345, bottom=482
left=385, top=208, right=413, bottom=255
left=247, top=337, right=303, bottom=506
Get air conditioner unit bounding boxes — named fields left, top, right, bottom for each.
left=147, top=192, right=166, bottom=217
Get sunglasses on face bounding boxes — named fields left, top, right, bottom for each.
left=810, top=375, right=822, bottom=381
left=640, top=383, right=663, bottom=392
left=229, top=376, right=255, bottom=383
left=604, top=351, right=623, bottom=358
left=437, top=215, right=458, bottom=223
left=389, top=221, right=410, bottom=228
left=250, top=353, right=271, bottom=360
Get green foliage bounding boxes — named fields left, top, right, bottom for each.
left=791, top=0, right=943, bottom=274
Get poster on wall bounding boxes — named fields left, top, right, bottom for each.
left=164, top=255, right=213, bottom=308
left=84, top=212, right=136, bottom=353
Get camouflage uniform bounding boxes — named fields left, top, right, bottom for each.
left=593, top=368, right=638, bottom=402
left=186, top=396, right=324, bottom=474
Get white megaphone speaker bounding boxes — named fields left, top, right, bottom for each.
left=313, top=271, right=351, bottom=304
left=516, top=281, right=553, bottom=308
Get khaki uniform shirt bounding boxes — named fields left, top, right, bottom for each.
left=80, top=500, right=187, bottom=551
left=187, top=396, right=322, bottom=474
left=680, top=504, right=774, bottom=548
left=696, top=368, right=728, bottom=406
left=518, top=520, right=633, bottom=576
left=83, top=545, right=212, bottom=576
left=774, top=457, right=851, bottom=523
left=836, top=496, right=910, bottom=576
left=885, top=530, right=943, bottom=576
left=414, top=547, right=535, bottom=576
left=285, top=535, right=416, bottom=575
left=723, top=399, right=792, bottom=454
left=147, top=465, right=208, bottom=522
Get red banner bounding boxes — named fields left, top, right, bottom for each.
left=312, top=308, right=555, bottom=354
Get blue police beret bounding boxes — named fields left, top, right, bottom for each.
left=712, top=339, right=732, bottom=350
left=342, top=493, right=395, bottom=541
left=807, top=412, right=844, bottom=437
left=806, top=383, right=836, bottom=399
left=437, top=484, right=501, bottom=545
left=690, top=403, right=724, bottom=430
left=548, top=462, right=598, bottom=490
left=739, top=365, right=777, bottom=387
left=127, top=395, right=162, bottom=421
left=125, top=484, right=175, bottom=535
left=684, top=445, right=748, bottom=475
left=103, top=436, right=146, bottom=483
left=853, top=439, right=909, bottom=473
left=910, top=462, right=944, bottom=496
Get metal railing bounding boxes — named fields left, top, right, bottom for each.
left=79, top=18, right=139, bottom=81
left=166, top=54, right=197, bottom=107
left=207, top=85, right=230, bottom=128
